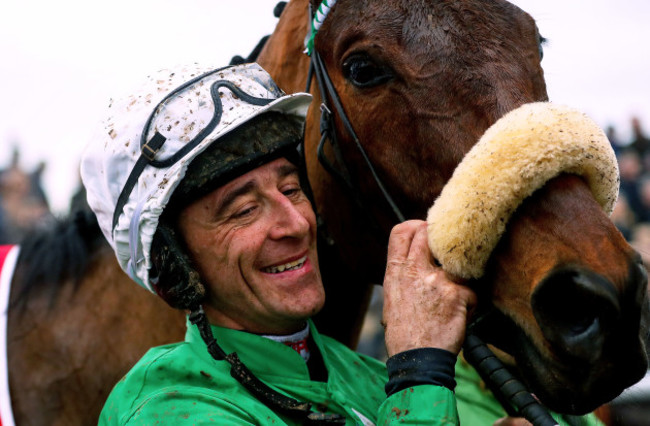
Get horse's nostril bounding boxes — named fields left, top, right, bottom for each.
left=531, top=268, right=620, bottom=363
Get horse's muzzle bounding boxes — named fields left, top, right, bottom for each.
left=528, top=258, right=649, bottom=412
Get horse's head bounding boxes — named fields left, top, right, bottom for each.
left=259, top=0, right=648, bottom=414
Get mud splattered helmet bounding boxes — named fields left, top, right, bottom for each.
left=81, top=63, right=312, bottom=309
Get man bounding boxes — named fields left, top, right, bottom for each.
left=81, top=62, right=476, bottom=425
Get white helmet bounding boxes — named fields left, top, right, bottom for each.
left=80, top=63, right=312, bottom=298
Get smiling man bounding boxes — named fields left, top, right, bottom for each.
left=81, top=63, right=476, bottom=425
left=177, top=157, right=325, bottom=334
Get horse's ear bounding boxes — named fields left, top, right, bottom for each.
left=274, top=1, right=287, bottom=18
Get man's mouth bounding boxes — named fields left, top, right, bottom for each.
left=263, top=255, right=308, bottom=274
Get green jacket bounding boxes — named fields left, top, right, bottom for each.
left=99, top=319, right=458, bottom=425
left=100, top=319, right=602, bottom=425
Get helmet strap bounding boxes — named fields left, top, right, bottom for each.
left=149, top=222, right=205, bottom=309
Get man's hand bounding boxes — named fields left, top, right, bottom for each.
left=493, top=417, right=533, bottom=426
left=382, top=220, right=477, bottom=357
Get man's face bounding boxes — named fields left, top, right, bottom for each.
left=178, top=158, right=325, bottom=334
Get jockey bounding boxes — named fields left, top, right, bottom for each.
left=80, top=62, right=476, bottom=425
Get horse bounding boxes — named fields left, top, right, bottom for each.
left=0, top=149, right=54, bottom=245
left=6, top=203, right=187, bottom=425
left=4, top=0, right=647, bottom=424
left=256, top=0, right=649, bottom=417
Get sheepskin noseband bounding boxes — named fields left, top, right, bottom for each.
left=427, top=102, right=619, bottom=279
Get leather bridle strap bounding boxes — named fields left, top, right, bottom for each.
left=463, top=304, right=563, bottom=426
left=306, top=49, right=406, bottom=225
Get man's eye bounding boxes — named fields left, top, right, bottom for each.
left=233, top=205, right=257, bottom=218
left=282, top=187, right=302, bottom=198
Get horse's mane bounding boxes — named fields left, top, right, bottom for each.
left=229, top=2, right=286, bottom=66
left=12, top=195, right=109, bottom=308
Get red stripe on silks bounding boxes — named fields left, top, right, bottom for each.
left=0, top=244, right=18, bottom=426
left=0, top=246, right=14, bottom=268
left=0, top=244, right=11, bottom=426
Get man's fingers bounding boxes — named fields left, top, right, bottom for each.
left=386, top=220, right=422, bottom=264
left=407, top=221, right=436, bottom=270
left=458, top=282, right=478, bottom=317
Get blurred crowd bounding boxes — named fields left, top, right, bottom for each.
left=608, top=117, right=650, bottom=268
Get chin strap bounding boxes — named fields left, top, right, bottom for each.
left=189, top=307, right=346, bottom=425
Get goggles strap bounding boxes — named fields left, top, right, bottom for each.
left=111, top=70, right=275, bottom=234
left=111, top=132, right=167, bottom=232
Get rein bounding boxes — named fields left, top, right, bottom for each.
left=464, top=308, right=560, bottom=426
left=463, top=334, right=559, bottom=426
left=304, top=3, right=558, bottom=426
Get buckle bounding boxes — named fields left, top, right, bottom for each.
left=319, top=103, right=332, bottom=135
left=320, top=103, right=331, bottom=117
left=142, top=144, right=158, bottom=161
left=142, top=143, right=159, bottom=161
left=141, top=132, right=167, bottom=161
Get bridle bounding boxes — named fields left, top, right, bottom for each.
left=303, top=2, right=560, bottom=426
left=304, top=51, right=406, bottom=227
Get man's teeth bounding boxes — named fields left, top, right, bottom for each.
left=264, top=255, right=307, bottom=274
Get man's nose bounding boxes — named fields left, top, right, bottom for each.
left=268, top=197, right=310, bottom=239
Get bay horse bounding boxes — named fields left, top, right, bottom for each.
left=256, top=0, right=648, bottom=417
left=3, top=0, right=648, bottom=424
left=6, top=204, right=186, bottom=425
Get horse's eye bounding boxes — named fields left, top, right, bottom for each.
left=342, top=55, right=393, bottom=88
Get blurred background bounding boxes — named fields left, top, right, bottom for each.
left=1, top=0, right=649, bottom=424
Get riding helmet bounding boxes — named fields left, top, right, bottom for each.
left=80, top=63, right=312, bottom=308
